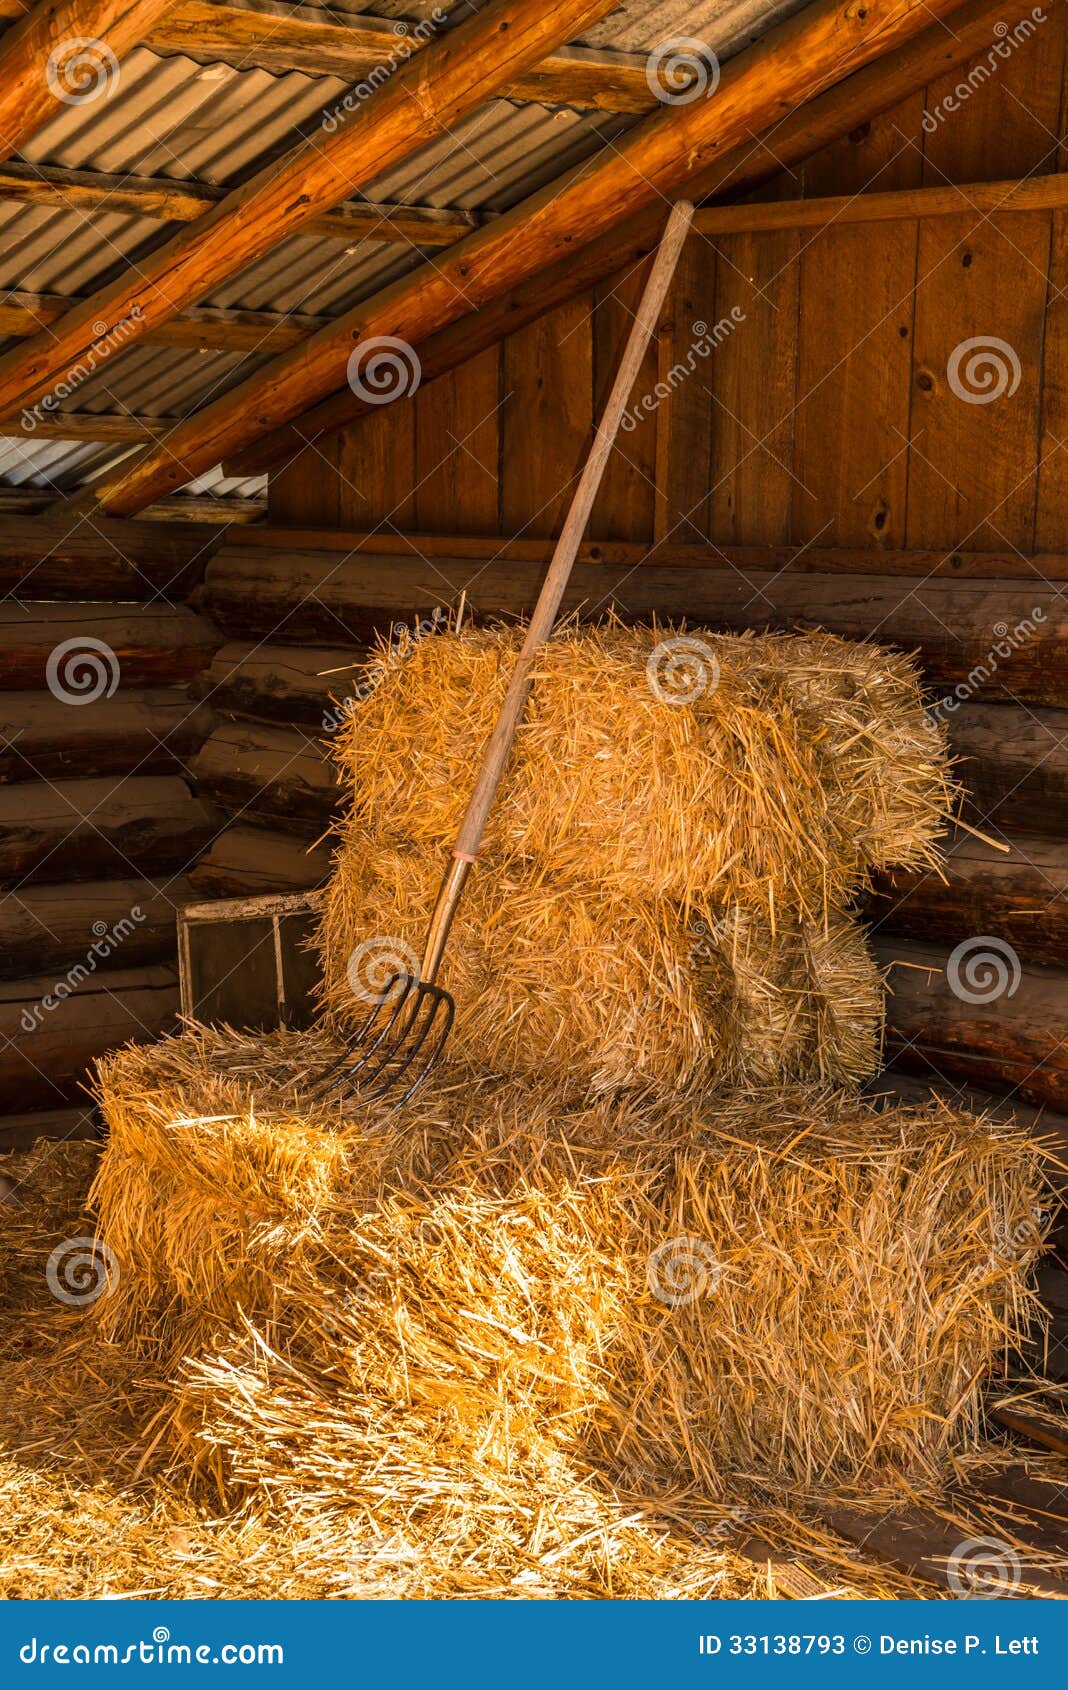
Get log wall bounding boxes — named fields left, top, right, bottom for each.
left=0, top=519, right=221, bottom=1128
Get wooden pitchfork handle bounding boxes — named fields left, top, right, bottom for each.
left=418, top=199, right=695, bottom=984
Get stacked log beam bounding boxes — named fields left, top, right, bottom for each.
left=865, top=832, right=1068, bottom=969
left=203, top=548, right=1067, bottom=706
left=185, top=643, right=358, bottom=896
left=189, top=827, right=332, bottom=899
left=875, top=940, right=1068, bottom=1116
left=0, top=518, right=221, bottom=1135
left=0, top=966, right=181, bottom=1113
left=188, top=721, right=338, bottom=831
left=0, top=878, right=197, bottom=979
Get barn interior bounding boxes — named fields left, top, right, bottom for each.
left=1, top=0, right=1067, bottom=1599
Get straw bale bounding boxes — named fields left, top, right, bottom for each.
left=744, top=630, right=955, bottom=874
left=315, top=837, right=882, bottom=1097
left=0, top=1135, right=776, bottom=1599
left=93, top=1033, right=1049, bottom=1499
left=1, top=1254, right=1058, bottom=1601
left=329, top=622, right=953, bottom=914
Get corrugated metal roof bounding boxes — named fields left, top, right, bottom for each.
left=0, top=0, right=810, bottom=497
left=0, top=436, right=113, bottom=490
left=284, top=0, right=812, bottom=61
left=0, top=434, right=268, bottom=499
left=576, top=0, right=810, bottom=56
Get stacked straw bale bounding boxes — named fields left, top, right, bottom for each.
left=317, top=840, right=882, bottom=1096
left=0, top=1135, right=777, bottom=1600
left=318, top=622, right=950, bottom=1096
left=84, top=616, right=1007, bottom=1573
left=93, top=1029, right=1050, bottom=1507
left=329, top=621, right=953, bottom=909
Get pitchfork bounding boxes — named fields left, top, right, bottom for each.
left=315, top=201, right=695, bottom=1108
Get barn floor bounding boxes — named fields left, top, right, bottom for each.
left=2, top=1135, right=1066, bottom=1602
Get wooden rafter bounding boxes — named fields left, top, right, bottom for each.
left=0, top=0, right=617, bottom=429
left=0, top=0, right=659, bottom=118
left=1, top=0, right=657, bottom=117
left=0, top=162, right=485, bottom=248
left=77, top=0, right=977, bottom=515
left=692, top=172, right=1068, bottom=234
left=225, top=0, right=1014, bottom=478
left=0, top=0, right=175, bottom=163
left=0, top=489, right=262, bottom=522
left=0, top=413, right=181, bottom=441
left=144, top=1, right=656, bottom=115
left=0, top=291, right=329, bottom=355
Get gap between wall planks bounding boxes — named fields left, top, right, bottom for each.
left=272, top=4, right=1068, bottom=558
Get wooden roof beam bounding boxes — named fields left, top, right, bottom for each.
left=0, top=0, right=618, bottom=428
left=144, top=2, right=657, bottom=115
left=692, top=171, right=1068, bottom=234
left=0, top=0, right=175, bottom=163
left=0, top=489, right=262, bottom=522
left=78, top=0, right=979, bottom=514
left=0, top=291, right=329, bottom=354
left=0, top=0, right=656, bottom=116
left=0, top=161, right=484, bottom=248
left=225, top=0, right=1018, bottom=478
left=0, top=413, right=182, bottom=442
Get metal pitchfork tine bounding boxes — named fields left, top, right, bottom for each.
left=313, top=968, right=455, bottom=1106
left=316, top=200, right=695, bottom=1110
